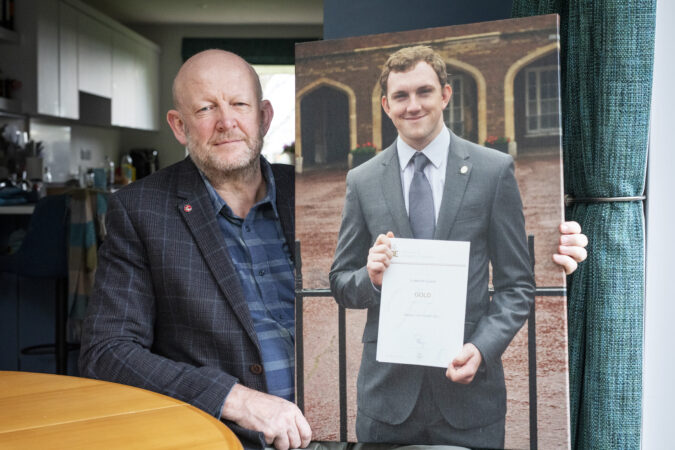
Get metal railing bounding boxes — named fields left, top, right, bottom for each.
left=295, top=236, right=565, bottom=449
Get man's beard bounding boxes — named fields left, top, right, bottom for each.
left=186, top=127, right=264, bottom=180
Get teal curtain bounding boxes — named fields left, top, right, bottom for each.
left=512, top=2, right=655, bottom=448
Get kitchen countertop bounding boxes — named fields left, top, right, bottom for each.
left=0, top=205, right=35, bottom=215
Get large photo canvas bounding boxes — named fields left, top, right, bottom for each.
left=295, top=15, right=568, bottom=449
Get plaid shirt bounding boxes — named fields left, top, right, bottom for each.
left=200, top=160, right=295, bottom=400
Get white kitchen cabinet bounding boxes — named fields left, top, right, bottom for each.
left=77, top=11, right=112, bottom=98
left=138, top=43, right=159, bottom=130
left=33, top=0, right=78, bottom=119
left=112, top=30, right=160, bottom=130
left=36, top=0, right=59, bottom=116
left=2, top=0, right=159, bottom=129
left=111, top=32, right=136, bottom=128
left=58, top=1, right=79, bottom=119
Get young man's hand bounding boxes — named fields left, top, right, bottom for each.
left=367, top=231, right=395, bottom=287
left=553, top=221, right=588, bottom=274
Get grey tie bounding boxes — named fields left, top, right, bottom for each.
left=408, top=152, right=435, bottom=239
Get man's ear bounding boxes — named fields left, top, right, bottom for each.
left=259, top=100, right=274, bottom=136
left=381, top=95, right=392, bottom=118
left=167, top=109, right=188, bottom=146
left=441, top=84, right=453, bottom=110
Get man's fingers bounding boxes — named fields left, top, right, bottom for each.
left=446, top=365, right=459, bottom=380
left=552, top=254, right=577, bottom=275
left=369, top=256, right=391, bottom=270
left=447, top=355, right=467, bottom=381
left=555, top=222, right=587, bottom=275
left=367, top=258, right=390, bottom=276
left=367, top=236, right=395, bottom=286
left=368, top=249, right=392, bottom=264
left=446, top=365, right=457, bottom=380
left=447, top=361, right=477, bottom=384
left=372, top=231, right=395, bottom=251
left=559, top=220, right=581, bottom=234
left=296, top=414, right=313, bottom=448
left=560, top=232, right=588, bottom=248
left=263, top=432, right=275, bottom=445
left=274, top=409, right=310, bottom=450
left=221, top=385, right=312, bottom=449
left=367, top=261, right=385, bottom=272
left=456, top=370, right=475, bottom=384
left=446, top=344, right=481, bottom=384
left=374, top=232, right=393, bottom=247
left=446, top=365, right=471, bottom=384
left=452, top=355, right=467, bottom=366
left=273, top=433, right=290, bottom=450
left=558, top=244, right=587, bottom=263
left=452, top=348, right=470, bottom=366
left=369, top=245, right=393, bottom=263
left=286, top=426, right=301, bottom=450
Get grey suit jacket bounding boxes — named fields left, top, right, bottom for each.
left=79, top=157, right=294, bottom=449
left=329, top=130, right=534, bottom=430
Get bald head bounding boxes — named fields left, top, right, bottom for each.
left=165, top=48, right=274, bottom=180
left=171, top=49, right=263, bottom=111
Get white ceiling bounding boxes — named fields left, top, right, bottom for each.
left=78, top=0, right=324, bottom=26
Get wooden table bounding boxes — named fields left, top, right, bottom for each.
left=0, top=371, right=242, bottom=449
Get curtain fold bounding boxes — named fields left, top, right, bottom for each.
left=512, top=2, right=655, bottom=448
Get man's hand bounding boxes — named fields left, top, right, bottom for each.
left=552, top=221, right=588, bottom=275
left=366, top=231, right=395, bottom=287
left=221, top=384, right=311, bottom=450
left=446, top=343, right=482, bottom=384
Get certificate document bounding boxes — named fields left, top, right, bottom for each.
left=376, top=238, right=470, bottom=368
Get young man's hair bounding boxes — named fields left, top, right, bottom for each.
left=379, top=45, right=448, bottom=95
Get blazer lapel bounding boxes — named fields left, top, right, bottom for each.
left=435, top=131, right=472, bottom=240
left=380, top=143, right=413, bottom=238
left=175, top=158, right=260, bottom=348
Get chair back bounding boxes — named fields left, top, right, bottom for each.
left=7, top=195, right=69, bottom=278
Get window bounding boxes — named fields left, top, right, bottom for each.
left=253, top=65, right=295, bottom=163
left=525, top=66, right=561, bottom=135
left=443, top=75, right=465, bottom=137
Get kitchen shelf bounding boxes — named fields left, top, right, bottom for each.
left=0, top=26, right=19, bottom=44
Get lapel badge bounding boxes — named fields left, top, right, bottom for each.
left=460, top=165, right=469, bottom=175
left=184, top=204, right=193, bottom=213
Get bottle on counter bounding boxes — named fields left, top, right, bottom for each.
left=77, top=165, right=85, bottom=187
left=19, top=170, right=31, bottom=191
left=120, top=153, right=135, bottom=184
left=43, top=166, right=52, bottom=183
left=105, top=156, right=115, bottom=188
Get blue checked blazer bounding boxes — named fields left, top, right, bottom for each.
left=79, top=157, right=294, bottom=448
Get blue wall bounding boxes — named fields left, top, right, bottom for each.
left=324, top=0, right=513, bottom=39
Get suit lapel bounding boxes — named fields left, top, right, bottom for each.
left=175, top=158, right=260, bottom=348
left=435, top=131, right=472, bottom=240
left=380, top=143, right=413, bottom=238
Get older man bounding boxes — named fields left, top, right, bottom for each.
left=79, top=50, right=310, bottom=450
left=330, top=46, right=586, bottom=448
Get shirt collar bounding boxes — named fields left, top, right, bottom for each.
left=199, top=156, right=279, bottom=219
left=397, top=126, right=450, bottom=171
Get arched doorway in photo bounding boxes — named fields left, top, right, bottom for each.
left=300, top=86, right=350, bottom=168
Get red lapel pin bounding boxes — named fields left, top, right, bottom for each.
left=184, top=204, right=192, bottom=213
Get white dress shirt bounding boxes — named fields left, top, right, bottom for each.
left=397, top=127, right=450, bottom=224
